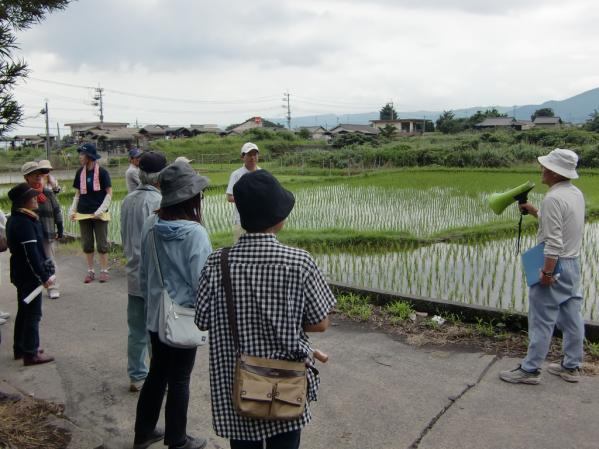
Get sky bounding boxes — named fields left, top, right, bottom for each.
left=10, top=0, right=599, bottom=135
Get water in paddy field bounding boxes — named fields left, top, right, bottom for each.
left=315, top=222, right=599, bottom=321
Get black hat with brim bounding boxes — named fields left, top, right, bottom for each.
left=159, top=161, right=210, bottom=207
left=8, top=183, right=39, bottom=205
left=233, top=170, right=295, bottom=232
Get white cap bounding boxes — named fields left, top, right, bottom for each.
left=174, top=156, right=193, bottom=164
left=241, top=142, right=259, bottom=155
left=537, top=148, right=579, bottom=179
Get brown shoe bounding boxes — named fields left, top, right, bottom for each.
left=14, top=348, right=44, bottom=360
left=23, top=353, right=54, bottom=366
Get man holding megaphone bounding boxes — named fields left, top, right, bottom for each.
left=500, top=148, right=585, bottom=385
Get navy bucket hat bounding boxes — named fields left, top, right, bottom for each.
left=77, top=143, right=101, bottom=160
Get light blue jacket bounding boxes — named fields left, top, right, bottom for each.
left=139, top=215, right=212, bottom=333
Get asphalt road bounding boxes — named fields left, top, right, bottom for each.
left=1, top=250, right=598, bottom=449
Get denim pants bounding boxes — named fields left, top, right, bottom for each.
left=134, top=331, right=197, bottom=447
left=522, top=258, right=585, bottom=372
left=14, top=283, right=43, bottom=358
left=127, top=294, right=149, bottom=382
left=230, top=430, right=301, bottom=449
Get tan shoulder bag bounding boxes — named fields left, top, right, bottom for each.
left=220, top=248, right=307, bottom=421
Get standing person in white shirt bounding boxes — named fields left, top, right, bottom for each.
left=126, top=148, right=143, bottom=193
left=500, top=148, right=585, bottom=385
left=225, top=142, right=260, bottom=241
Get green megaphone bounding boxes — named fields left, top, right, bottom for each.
left=488, top=181, right=535, bottom=215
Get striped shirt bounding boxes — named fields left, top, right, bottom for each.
left=195, top=233, right=336, bottom=440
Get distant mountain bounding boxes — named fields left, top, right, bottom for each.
left=270, top=87, right=599, bottom=129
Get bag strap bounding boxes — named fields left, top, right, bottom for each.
left=149, top=227, right=165, bottom=288
left=220, top=247, right=240, bottom=355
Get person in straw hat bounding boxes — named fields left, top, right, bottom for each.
left=500, top=148, right=585, bottom=385
left=21, top=161, right=63, bottom=299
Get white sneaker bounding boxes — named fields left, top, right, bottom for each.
left=547, top=363, right=581, bottom=383
left=0, top=311, right=9, bottom=320
left=48, top=289, right=60, bottom=299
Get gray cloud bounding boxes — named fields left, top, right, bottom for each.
left=329, top=0, right=564, bottom=15
left=18, top=0, right=338, bottom=70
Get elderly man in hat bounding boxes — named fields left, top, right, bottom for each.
left=500, top=148, right=585, bottom=385
left=121, top=151, right=168, bottom=392
left=126, top=148, right=143, bottom=193
left=38, top=159, right=61, bottom=193
left=22, top=161, right=63, bottom=299
left=225, top=142, right=260, bottom=242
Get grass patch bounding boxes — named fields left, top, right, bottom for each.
left=336, top=293, right=373, bottom=321
left=385, top=300, right=415, bottom=322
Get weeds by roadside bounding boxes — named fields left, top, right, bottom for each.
left=333, top=293, right=599, bottom=374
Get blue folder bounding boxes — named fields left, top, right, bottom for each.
left=521, top=242, right=562, bottom=287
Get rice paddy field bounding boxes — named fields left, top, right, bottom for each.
left=3, top=165, right=599, bottom=320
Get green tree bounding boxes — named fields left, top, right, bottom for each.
left=379, top=123, right=397, bottom=139
left=379, top=103, right=398, bottom=120
left=298, top=128, right=311, bottom=139
left=584, top=110, right=599, bottom=132
left=0, top=1, right=70, bottom=136
left=436, top=110, right=467, bottom=134
left=531, top=107, right=555, bottom=121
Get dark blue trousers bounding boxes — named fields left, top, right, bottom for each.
left=13, top=283, right=42, bottom=358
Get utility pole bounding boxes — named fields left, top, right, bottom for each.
left=282, top=92, right=291, bottom=129
left=93, top=85, right=104, bottom=126
left=56, top=122, right=61, bottom=149
left=40, top=100, right=50, bottom=159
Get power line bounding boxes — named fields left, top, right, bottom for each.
left=27, top=77, right=282, bottom=105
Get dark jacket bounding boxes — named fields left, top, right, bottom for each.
left=37, top=188, right=64, bottom=240
left=6, top=209, right=51, bottom=288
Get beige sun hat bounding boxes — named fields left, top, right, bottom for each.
left=174, top=156, right=193, bottom=164
left=21, top=161, right=40, bottom=175
left=38, top=159, right=53, bottom=170
left=537, top=148, right=579, bottom=179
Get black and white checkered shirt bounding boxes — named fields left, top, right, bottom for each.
left=195, top=233, right=336, bottom=440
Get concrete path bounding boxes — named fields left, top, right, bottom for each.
left=0, top=250, right=598, bottom=449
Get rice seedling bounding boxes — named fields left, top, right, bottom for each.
left=316, top=222, right=599, bottom=321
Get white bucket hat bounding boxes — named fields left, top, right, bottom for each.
left=537, top=148, right=579, bottom=179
